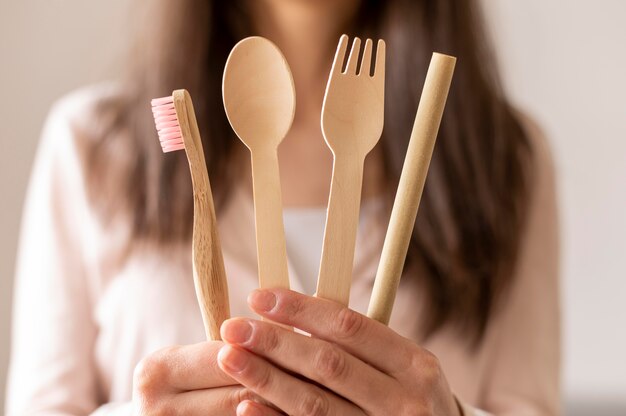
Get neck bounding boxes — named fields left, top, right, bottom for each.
left=249, top=0, right=361, bottom=120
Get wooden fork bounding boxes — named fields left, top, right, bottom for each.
left=316, top=35, right=386, bottom=306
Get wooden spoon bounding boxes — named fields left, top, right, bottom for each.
left=222, top=37, right=294, bottom=292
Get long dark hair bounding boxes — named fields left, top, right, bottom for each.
left=84, top=0, right=533, bottom=345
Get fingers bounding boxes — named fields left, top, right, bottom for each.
left=247, top=289, right=416, bottom=377
left=135, top=385, right=256, bottom=416
left=218, top=345, right=364, bottom=416
left=133, top=342, right=237, bottom=394
left=221, top=318, right=397, bottom=414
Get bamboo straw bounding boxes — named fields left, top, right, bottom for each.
left=367, top=53, right=456, bottom=325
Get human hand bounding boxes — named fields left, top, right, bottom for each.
left=217, top=289, right=462, bottom=416
left=132, top=341, right=264, bottom=415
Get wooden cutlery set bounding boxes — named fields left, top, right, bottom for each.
left=151, top=35, right=455, bottom=341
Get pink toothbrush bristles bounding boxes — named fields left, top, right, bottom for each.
left=151, top=96, right=185, bottom=153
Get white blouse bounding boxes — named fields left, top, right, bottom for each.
left=283, top=207, right=327, bottom=296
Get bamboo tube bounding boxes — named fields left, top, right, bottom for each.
left=367, top=53, right=456, bottom=325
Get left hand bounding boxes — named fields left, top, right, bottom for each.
left=217, top=289, right=462, bottom=416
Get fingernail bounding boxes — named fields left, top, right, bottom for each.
left=248, top=289, right=277, bottom=312
left=238, top=401, right=262, bottom=416
left=218, top=345, right=248, bottom=373
left=222, top=319, right=253, bottom=345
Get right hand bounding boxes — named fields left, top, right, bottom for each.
left=132, top=342, right=263, bottom=415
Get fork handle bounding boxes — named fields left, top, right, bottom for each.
left=316, top=156, right=364, bottom=306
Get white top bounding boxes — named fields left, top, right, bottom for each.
left=283, top=207, right=326, bottom=295
left=283, top=199, right=384, bottom=296
left=6, top=86, right=561, bottom=415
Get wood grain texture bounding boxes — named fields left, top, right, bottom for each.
left=222, top=37, right=293, bottom=292
left=174, top=89, right=230, bottom=341
left=316, top=36, right=386, bottom=305
left=367, top=53, right=456, bottom=325
left=250, top=149, right=290, bottom=290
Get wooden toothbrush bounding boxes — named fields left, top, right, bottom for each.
left=316, top=35, right=386, bottom=306
left=222, top=37, right=294, bottom=293
left=367, top=53, right=456, bottom=325
left=151, top=90, right=230, bottom=341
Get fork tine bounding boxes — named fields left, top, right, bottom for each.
left=359, top=39, right=373, bottom=76
left=346, top=37, right=362, bottom=74
left=374, top=39, right=386, bottom=83
left=331, top=35, right=350, bottom=76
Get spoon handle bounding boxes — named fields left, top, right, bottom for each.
left=250, top=149, right=290, bottom=291
left=316, top=156, right=364, bottom=306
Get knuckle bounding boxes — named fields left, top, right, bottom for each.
left=252, top=365, right=274, bottom=392
left=224, top=387, right=255, bottom=410
left=133, top=352, right=171, bottom=394
left=334, top=308, right=365, bottom=339
left=407, top=347, right=420, bottom=369
left=421, top=349, right=442, bottom=376
left=262, top=325, right=281, bottom=353
left=315, top=344, right=348, bottom=382
left=408, top=348, right=443, bottom=384
left=236, top=387, right=256, bottom=403
left=423, top=349, right=440, bottom=368
left=282, top=294, right=305, bottom=318
left=299, top=391, right=330, bottom=416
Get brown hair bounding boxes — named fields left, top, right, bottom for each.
left=86, top=0, right=533, bottom=345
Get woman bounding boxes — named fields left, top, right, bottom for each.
left=6, top=0, right=560, bottom=414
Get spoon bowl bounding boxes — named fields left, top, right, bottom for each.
left=223, top=37, right=296, bottom=151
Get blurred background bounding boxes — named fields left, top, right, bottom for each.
left=0, top=0, right=624, bottom=414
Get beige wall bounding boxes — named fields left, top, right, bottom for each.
left=1, top=0, right=625, bottom=413
left=482, top=1, right=626, bottom=408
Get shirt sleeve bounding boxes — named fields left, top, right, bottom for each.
left=476, top=118, right=561, bottom=415
left=5, top=97, right=132, bottom=415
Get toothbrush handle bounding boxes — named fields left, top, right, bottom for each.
left=176, top=90, right=230, bottom=341
left=251, top=149, right=290, bottom=291
left=192, top=188, right=230, bottom=341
